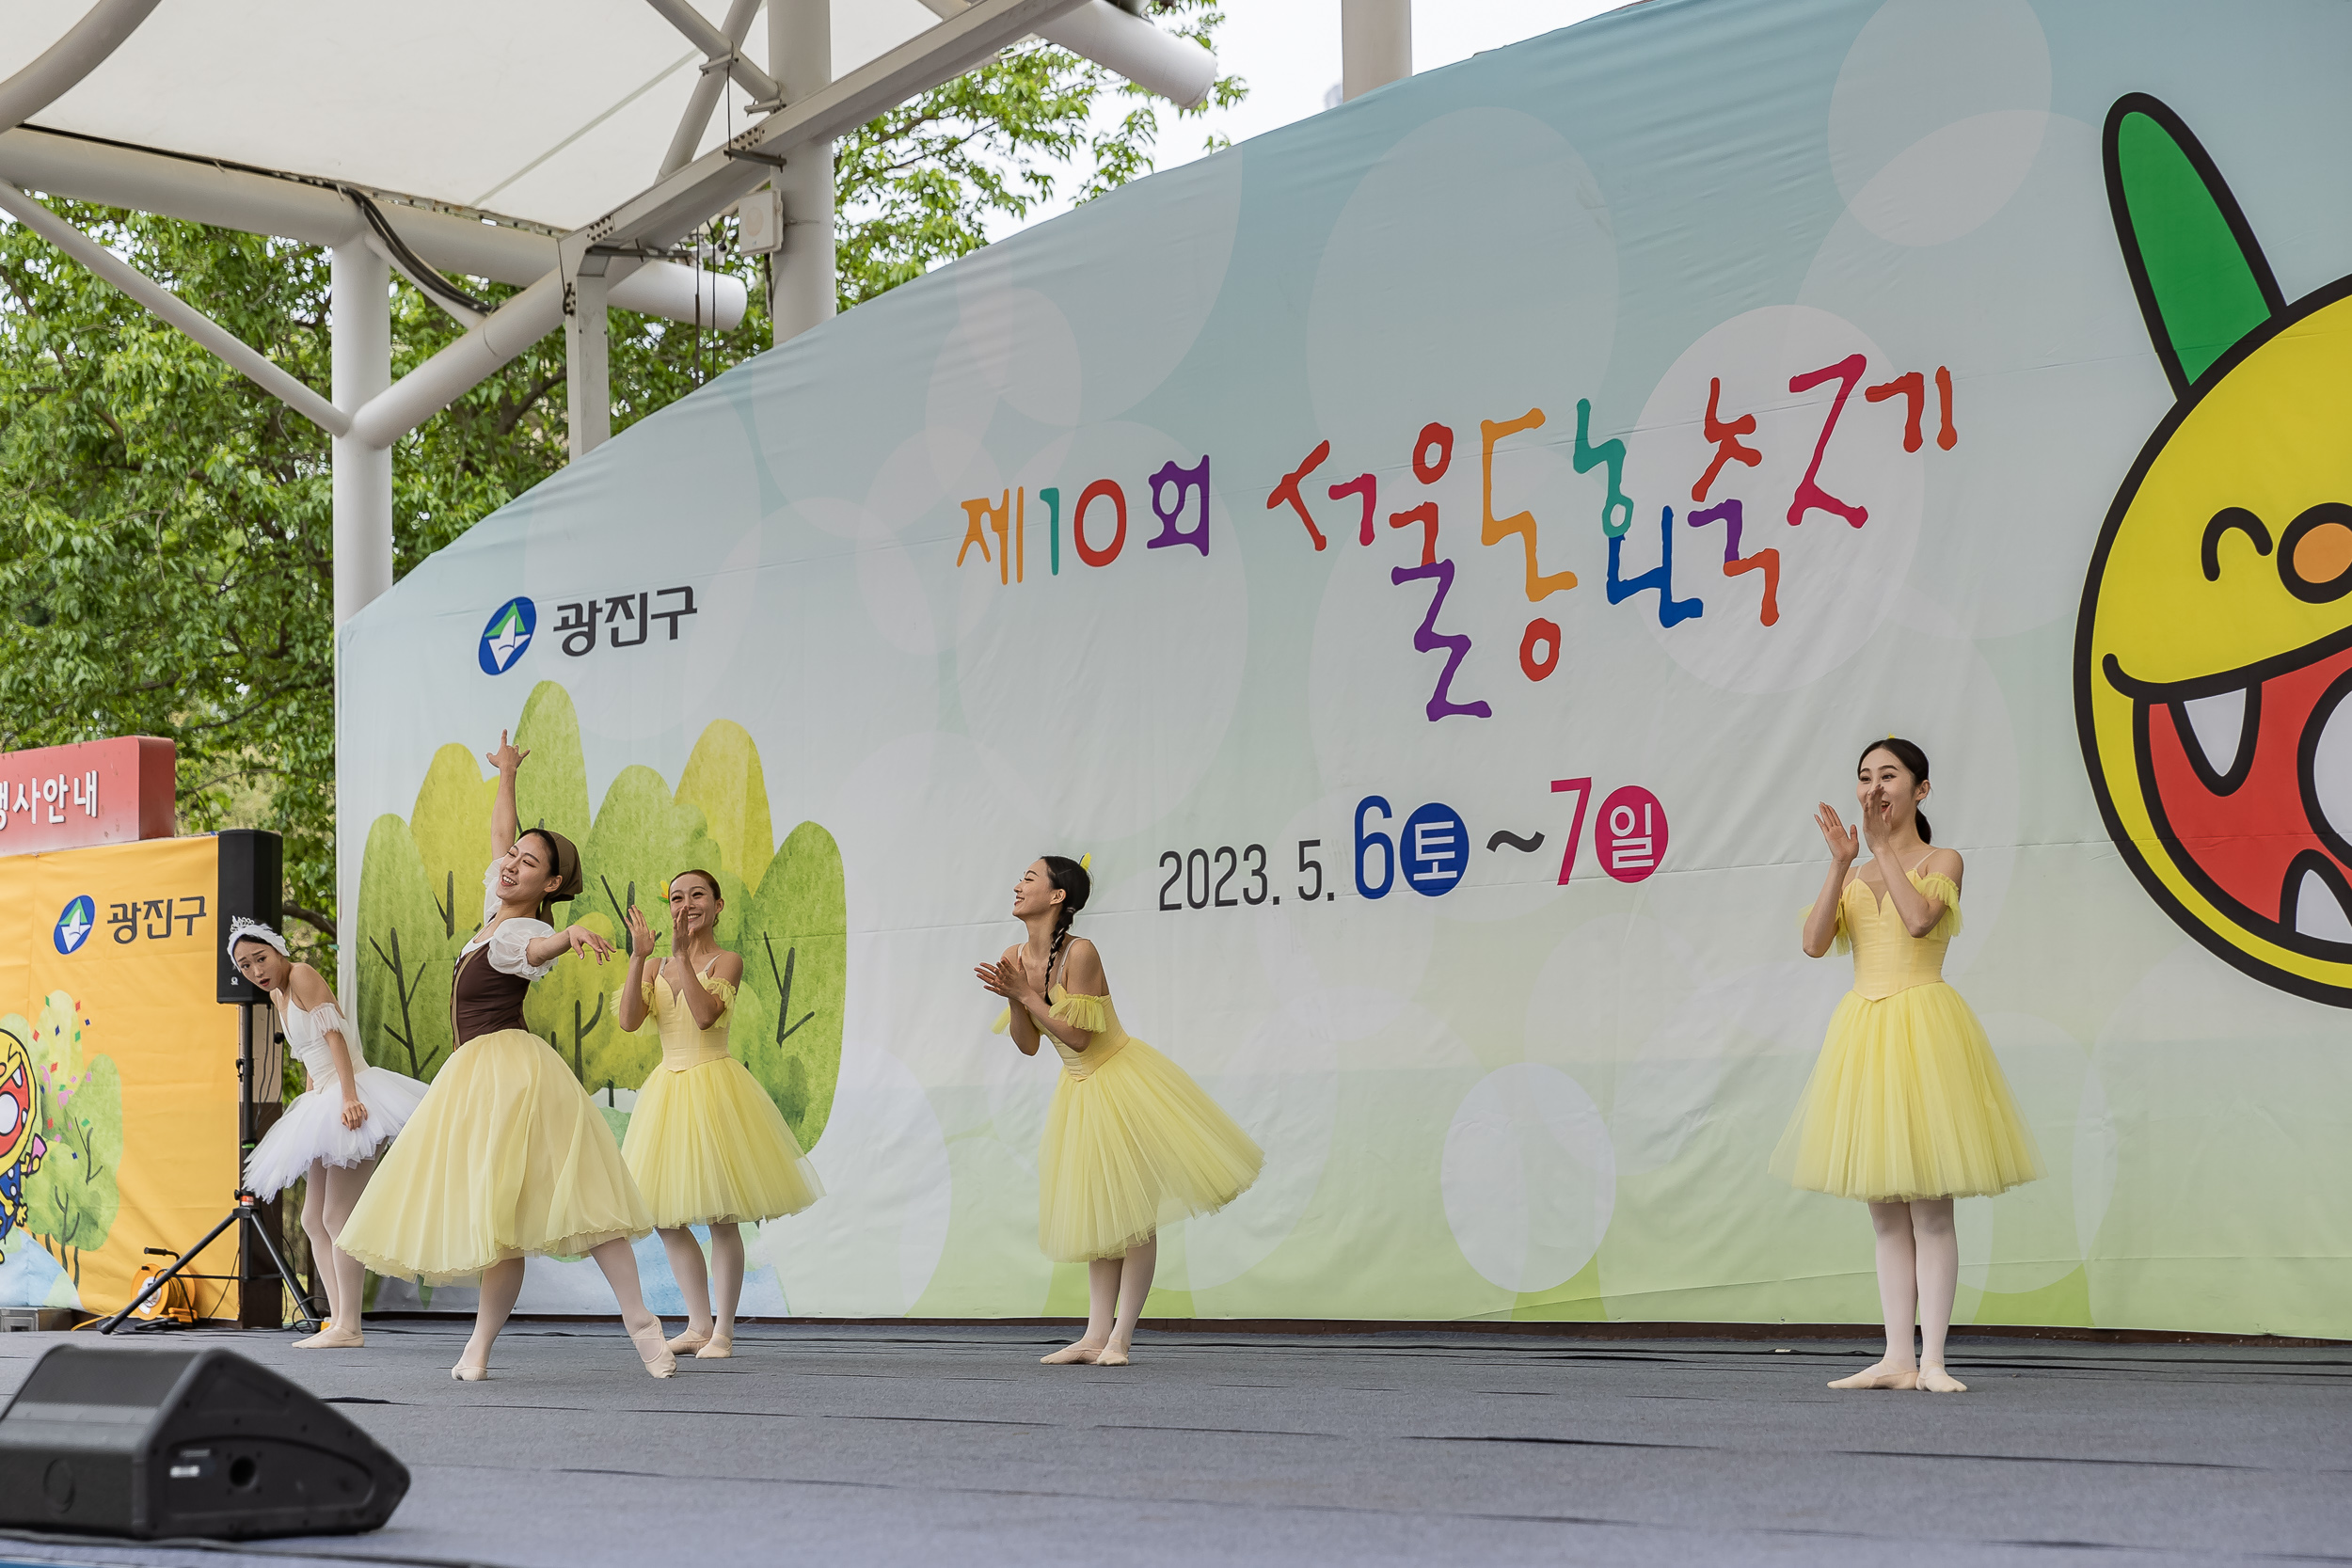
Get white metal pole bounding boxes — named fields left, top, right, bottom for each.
left=661, top=0, right=766, bottom=179
left=330, top=243, right=393, bottom=626
left=0, top=0, right=164, bottom=135
left=910, top=0, right=1215, bottom=107
left=770, top=0, right=835, bottom=347
left=1341, top=0, right=1410, bottom=102
left=565, top=269, right=612, bottom=457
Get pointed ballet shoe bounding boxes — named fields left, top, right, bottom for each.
left=302, top=1324, right=364, bottom=1350
left=694, top=1330, right=734, bottom=1360
left=1040, top=1343, right=1103, bottom=1365
left=628, top=1320, right=677, bottom=1379
left=1095, top=1345, right=1131, bottom=1367
left=451, top=1360, right=489, bottom=1382
left=1915, top=1367, right=1968, bottom=1393
left=291, top=1329, right=329, bottom=1349
left=665, top=1325, right=712, bottom=1355
left=1827, top=1365, right=1918, bottom=1390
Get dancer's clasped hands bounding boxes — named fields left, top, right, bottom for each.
left=975, top=957, right=1037, bottom=1012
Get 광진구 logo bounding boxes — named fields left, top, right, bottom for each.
left=53, top=895, right=95, bottom=955
left=479, top=596, right=536, bottom=675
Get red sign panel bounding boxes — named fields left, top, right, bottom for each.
left=0, top=737, right=175, bottom=855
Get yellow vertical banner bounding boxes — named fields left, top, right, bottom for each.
left=0, top=837, right=239, bottom=1318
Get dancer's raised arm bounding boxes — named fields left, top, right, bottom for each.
left=618, top=905, right=657, bottom=1032
left=1858, top=776, right=1957, bottom=937
left=487, top=730, right=528, bottom=858
left=1802, top=802, right=1858, bottom=958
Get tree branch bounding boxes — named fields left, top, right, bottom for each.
left=283, top=902, right=335, bottom=939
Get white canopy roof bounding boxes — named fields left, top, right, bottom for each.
left=0, top=0, right=955, bottom=230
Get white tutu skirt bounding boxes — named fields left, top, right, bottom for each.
left=245, top=1066, right=431, bottom=1200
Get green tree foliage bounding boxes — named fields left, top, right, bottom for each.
left=0, top=6, right=1240, bottom=968
left=837, top=2, right=1243, bottom=305
left=17, top=992, right=121, bottom=1286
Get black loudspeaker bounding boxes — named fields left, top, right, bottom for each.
left=0, top=1345, right=407, bottom=1540
left=216, top=829, right=284, bottom=1005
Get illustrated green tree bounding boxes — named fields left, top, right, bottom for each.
left=407, top=742, right=494, bottom=940
left=547, top=746, right=727, bottom=1097
left=511, top=682, right=592, bottom=851
left=676, top=720, right=776, bottom=896
left=582, top=765, right=731, bottom=942
left=525, top=909, right=633, bottom=1096
left=356, top=814, right=456, bottom=1080
left=18, top=993, right=121, bottom=1288
left=738, top=822, right=847, bottom=1148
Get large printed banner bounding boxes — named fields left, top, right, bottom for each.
left=0, top=837, right=239, bottom=1317
left=341, top=0, right=2352, bottom=1335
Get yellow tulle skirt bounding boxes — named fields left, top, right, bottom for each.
left=621, top=1056, right=824, bottom=1228
left=338, top=1029, right=655, bottom=1286
left=1772, top=984, right=2044, bottom=1202
left=1039, top=1038, right=1263, bottom=1262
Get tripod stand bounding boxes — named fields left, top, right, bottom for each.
left=99, top=1005, right=322, bottom=1334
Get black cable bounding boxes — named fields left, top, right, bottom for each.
left=339, top=184, right=495, bottom=317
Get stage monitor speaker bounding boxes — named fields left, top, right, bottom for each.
left=216, top=829, right=284, bottom=1005
left=0, top=1344, right=408, bottom=1540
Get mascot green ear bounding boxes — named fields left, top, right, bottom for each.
left=2104, top=93, right=2285, bottom=398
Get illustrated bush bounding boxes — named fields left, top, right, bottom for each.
left=19, top=991, right=121, bottom=1290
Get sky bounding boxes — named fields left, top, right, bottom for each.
left=993, top=1, right=1626, bottom=239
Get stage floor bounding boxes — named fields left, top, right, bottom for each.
left=1, top=1323, right=2346, bottom=1567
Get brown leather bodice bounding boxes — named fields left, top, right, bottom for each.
left=452, top=942, right=531, bottom=1044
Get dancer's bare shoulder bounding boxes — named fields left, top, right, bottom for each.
left=1061, top=937, right=1106, bottom=994
left=286, top=962, right=336, bottom=1009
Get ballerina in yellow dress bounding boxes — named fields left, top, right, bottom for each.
left=338, top=733, right=674, bottom=1382
left=615, top=869, right=824, bottom=1360
left=1775, top=737, right=2042, bottom=1394
left=977, top=855, right=1263, bottom=1367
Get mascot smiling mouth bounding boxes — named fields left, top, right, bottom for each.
left=2109, top=623, right=2352, bottom=955
left=2075, top=94, right=2352, bottom=1004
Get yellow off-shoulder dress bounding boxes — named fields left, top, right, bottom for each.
left=1001, top=986, right=1263, bottom=1261
left=620, top=964, right=824, bottom=1228
left=1772, top=863, right=2043, bottom=1202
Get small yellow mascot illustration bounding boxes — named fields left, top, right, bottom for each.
left=0, top=1028, right=44, bottom=1246
left=2078, top=95, right=2352, bottom=1003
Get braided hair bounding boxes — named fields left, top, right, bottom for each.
left=1039, top=855, right=1091, bottom=986
left=1857, top=736, right=1934, bottom=844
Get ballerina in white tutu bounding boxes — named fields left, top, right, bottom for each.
left=233, top=920, right=427, bottom=1349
